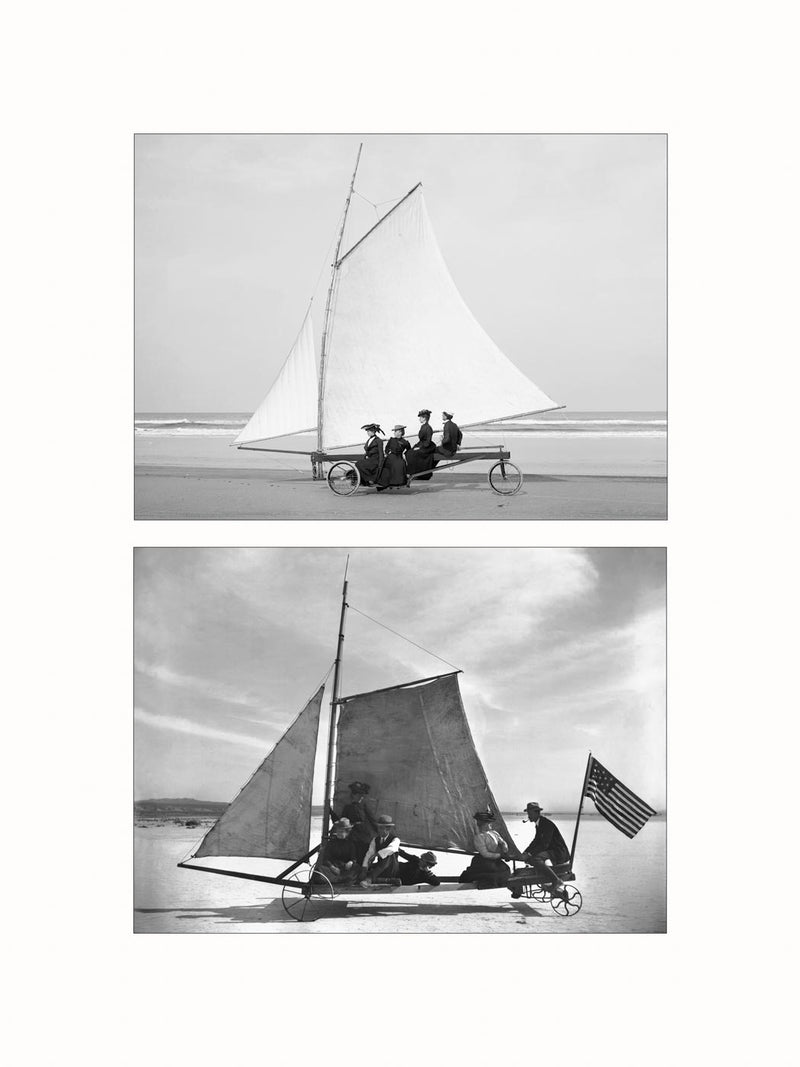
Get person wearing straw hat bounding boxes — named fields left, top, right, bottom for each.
left=434, top=410, right=462, bottom=463
left=398, top=849, right=441, bottom=886
left=335, top=781, right=378, bottom=864
left=359, top=814, right=402, bottom=886
left=377, top=424, right=411, bottom=489
left=509, top=801, right=570, bottom=900
left=406, top=409, right=436, bottom=481
left=315, top=818, right=360, bottom=885
left=458, top=810, right=511, bottom=886
left=355, top=424, right=385, bottom=487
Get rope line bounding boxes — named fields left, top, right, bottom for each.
left=346, top=603, right=461, bottom=672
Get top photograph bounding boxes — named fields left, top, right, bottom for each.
left=134, top=133, right=666, bottom=520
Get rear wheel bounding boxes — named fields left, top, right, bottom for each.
left=281, top=864, right=335, bottom=922
left=488, top=460, right=522, bottom=495
left=327, top=461, right=360, bottom=496
left=550, top=885, right=582, bottom=917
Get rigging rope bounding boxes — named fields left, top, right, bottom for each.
left=346, top=603, right=461, bottom=673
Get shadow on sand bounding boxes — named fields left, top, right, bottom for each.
left=135, top=899, right=544, bottom=926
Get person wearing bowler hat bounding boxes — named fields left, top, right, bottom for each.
left=334, top=781, right=378, bottom=864
left=377, top=424, right=411, bottom=489
left=360, top=814, right=402, bottom=886
left=405, top=409, right=436, bottom=481
left=509, top=801, right=570, bottom=900
left=433, top=410, right=463, bottom=463
left=459, top=810, right=512, bottom=886
left=355, top=424, right=385, bottom=487
left=398, top=849, right=441, bottom=886
left=315, top=818, right=360, bottom=885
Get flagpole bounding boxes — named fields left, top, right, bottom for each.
left=569, top=751, right=593, bottom=867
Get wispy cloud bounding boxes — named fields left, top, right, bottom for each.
left=135, top=660, right=266, bottom=711
left=135, top=706, right=269, bottom=751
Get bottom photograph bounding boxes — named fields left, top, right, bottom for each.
left=134, top=547, right=666, bottom=934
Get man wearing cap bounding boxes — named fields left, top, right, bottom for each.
left=360, top=815, right=401, bottom=886
left=316, top=818, right=360, bottom=885
left=434, top=410, right=462, bottom=463
left=355, top=424, right=385, bottom=487
left=406, top=409, right=436, bottom=481
left=398, top=849, right=441, bottom=886
left=511, top=802, right=570, bottom=900
left=335, top=781, right=378, bottom=864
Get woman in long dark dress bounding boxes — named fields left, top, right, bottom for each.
left=459, top=811, right=511, bottom=887
left=405, top=409, right=436, bottom=481
left=377, top=424, right=411, bottom=489
left=355, top=423, right=384, bottom=486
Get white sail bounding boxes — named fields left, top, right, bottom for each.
left=234, top=309, right=317, bottom=445
left=319, top=185, right=559, bottom=450
left=194, top=685, right=324, bottom=860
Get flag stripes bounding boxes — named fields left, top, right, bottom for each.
left=584, top=757, right=657, bottom=839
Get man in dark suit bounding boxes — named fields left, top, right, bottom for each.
left=434, top=409, right=463, bottom=463
left=510, top=801, right=570, bottom=900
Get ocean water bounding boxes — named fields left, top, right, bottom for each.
left=134, top=411, right=667, bottom=477
left=134, top=814, right=666, bottom=934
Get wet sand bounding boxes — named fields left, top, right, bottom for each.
left=135, top=467, right=666, bottom=520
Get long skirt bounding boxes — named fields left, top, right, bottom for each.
left=377, top=452, right=407, bottom=487
left=355, top=457, right=380, bottom=486
left=406, top=449, right=435, bottom=481
left=458, top=854, right=510, bottom=887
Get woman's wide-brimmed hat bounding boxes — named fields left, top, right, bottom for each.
left=417, top=409, right=431, bottom=418
left=348, top=781, right=370, bottom=794
left=392, top=424, right=406, bottom=432
left=442, top=410, right=454, bottom=419
left=376, top=814, right=395, bottom=827
left=361, top=423, right=384, bottom=435
left=332, top=818, right=353, bottom=833
left=474, top=809, right=495, bottom=822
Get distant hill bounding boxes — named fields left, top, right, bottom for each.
left=135, top=798, right=228, bottom=820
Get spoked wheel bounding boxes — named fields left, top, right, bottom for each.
left=488, top=460, right=523, bottom=495
left=327, top=461, right=360, bottom=496
left=281, top=864, right=335, bottom=923
left=550, top=885, right=583, bottom=917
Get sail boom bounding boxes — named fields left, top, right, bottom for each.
left=461, top=403, right=566, bottom=428
left=336, top=671, right=462, bottom=705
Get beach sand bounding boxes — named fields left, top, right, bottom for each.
left=135, top=467, right=666, bottom=520
left=134, top=817, right=666, bottom=934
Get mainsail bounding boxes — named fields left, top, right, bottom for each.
left=194, top=685, right=324, bottom=860
left=331, top=672, right=521, bottom=856
left=234, top=309, right=317, bottom=446
left=321, top=186, right=559, bottom=450
left=237, top=176, right=559, bottom=450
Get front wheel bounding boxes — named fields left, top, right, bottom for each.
left=550, top=885, right=582, bottom=917
left=281, top=864, right=335, bottom=922
left=488, top=460, right=522, bottom=496
left=327, top=461, right=360, bottom=496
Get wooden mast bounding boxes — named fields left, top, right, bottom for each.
left=321, top=556, right=349, bottom=843
left=314, top=144, right=362, bottom=475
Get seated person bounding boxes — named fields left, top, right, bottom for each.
left=377, top=425, right=411, bottom=489
left=459, top=810, right=511, bottom=886
left=315, top=818, right=359, bottom=884
left=359, top=814, right=401, bottom=886
left=398, top=849, right=440, bottom=886
left=334, top=781, right=378, bottom=864
left=433, top=410, right=462, bottom=462
left=355, top=424, right=385, bottom=486
left=510, top=801, right=570, bottom=900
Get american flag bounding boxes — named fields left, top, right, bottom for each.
left=584, top=757, right=657, bottom=839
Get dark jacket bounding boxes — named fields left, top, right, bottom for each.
left=439, top=419, right=462, bottom=455
left=523, top=816, right=569, bottom=865
left=355, top=435, right=385, bottom=483
left=378, top=437, right=411, bottom=487
left=320, top=836, right=358, bottom=869
left=398, top=850, right=441, bottom=886
left=413, top=422, right=436, bottom=455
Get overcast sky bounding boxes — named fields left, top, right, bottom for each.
left=134, top=548, right=665, bottom=811
left=135, top=134, right=666, bottom=413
